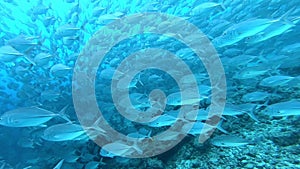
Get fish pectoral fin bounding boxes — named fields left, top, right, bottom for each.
left=39, top=124, right=47, bottom=127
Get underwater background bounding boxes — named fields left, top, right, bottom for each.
left=0, top=0, right=300, bottom=168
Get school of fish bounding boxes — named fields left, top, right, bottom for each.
left=0, top=0, right=299, bottom=168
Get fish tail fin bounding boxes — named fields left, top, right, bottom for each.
left=217, top=119, right=228, bottom=134
left=270, top=64, right=282, bottom=75
left=220, top=0, right=226, bottom=11
left=257, top=50, right=268, bottom=63
left=256, top=98, right=270, bottom=111
left=247, top=105, right=259, bottom=122
left=37, top=36, right=46, bottom=47
left=48, top=3, right=52, bottom=10
left=147, top=130, right=152, bottom=138
left=58, top=105, right=71, bottom=122
left=132, top=141, right=143, bottom=155
left=277, top=7, right=296, bottom=25
left=23, top=56, right=36, bottom=66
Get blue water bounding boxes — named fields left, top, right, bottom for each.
left=0, top=0, right=299, bottom=168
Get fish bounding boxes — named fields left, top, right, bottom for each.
left=17, top=138, right=36, bottom=148
left=96, top=14, right=120, bottom=25
left=55, top=24, right=80, bottom=38
left=279, top=56, right=300, bottom=69
left=233, top=65, right=271, bottom=80
left=245, top=22, right=294, bottom=44
left=6, top=35, right=38, bottom=52
left=117, top=92, right=150, bottom=110
left=84, top=161, right=99, bottom=169
left=191, top=2, right=225, bottom=15
left=264, top=100, right=300, bottom=116
left=101, top=141, right=143, bottom=158
left=222, top=48, right=243, bottom=57
left=213, top=18, right=277, bottom=47
left=226, top=54, right=257, bottom=68
left=211, top=135, right=252, bottom=147
left=146, top=114, right=177, bottom=128
left=42, top=123, right=87, bottom=142
left=241, top=91, right=270, bottom=102
left=127, top=128, right=152, bottom=139
left=0, top=0, right=300, bottom=165
left=0, top=45, right=24, bottom=62
left=23, top=166, right=32, bottom=169
left=166, top=91, right=204, bottom=106
left=53, top=159, right=64, bottom=169
left=62, top=36, right=79, bottom=46
left=223, top=104, right=259, bottom=122
left=213, top=8, right=294, bottom=48
left=32, top=5, right=50, bottom=16
left=34, top=52, right=52, bottom=67
left=181, top=109, right=212, bottom=121
left=0, top=45, right=36, bottom=65
left=100, top=148, right=116, bottom=158
left=50, top=63, right=72, bottom=77
left=40, top=90, right=61, bottom=102
left=63, top=153, right=80, bottom=163
left=245, top=14, right=299, bottom=44
left=43, top=16, right=56, bottom=27
left=0, top=106, right=70, bottom=127
left=281, top=42, right=300, bottom=54
left=92, top=7, right=106, bottom=17
left=100, top=67, right=124, bottom=80
left=259, top=75, right=295, bottom=87
left=187, top=120, right=228, bottom=136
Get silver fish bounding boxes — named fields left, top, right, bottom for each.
left=101, top=141, right=142, bottom=157
left=41, top=90, right=61, bottom=102
left=146, top=114, right=177, bottom=127
left=213, top=17, right=286, bottom=47
left=234, top=65, right=271, bottom=80
left=264, top=100, right=300, bottom=116
left=0, top=45, right=23, bottom=62
left=0, top=106, right=69, bottom=127
left=191, top=2, right=225, bottom=15
left=50, top=63, right=72, bottom=77
left=6, top=35, right=38, bottom=52
left=42, top=123, right=86, bottom=142
left=166, top=91, right=203, bottom=106
left=100, top=148, right=116, bottom=158
left=34, top=52, right=52, bottom=67
left=223, top=104, right=259, bottom=122
left=186, top=120, right=228, bottom=136
left=55, top=24, right=80, bottom=38
left=96, top=14, right=120, bottom=25
left=84, top=161, right=99, bottom=169
left=245, top=22, right=294, bottom=44
left=259, top=75, right=295, bottom=87
left=211, top=135, right=251, bottom=147
left=242, top=91, right=270, bottom=102
left=281, top=42, right=300, bottom=54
